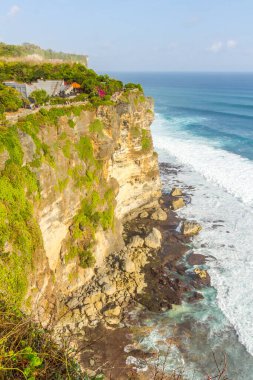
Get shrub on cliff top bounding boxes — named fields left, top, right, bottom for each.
left=0, top=84, right=23, bottom=113
left=29, top=89, right=49, bottom=106
left=125, top=82, right=143, bottom=92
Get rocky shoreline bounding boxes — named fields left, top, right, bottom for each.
left=77, top=178, right=209, bottom=379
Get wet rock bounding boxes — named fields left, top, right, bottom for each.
left=151, top=208, right=167, bottom=221
left=171, top=197, right=185, bottom=210
left=182, top=221, right=202, bottom=236
left=170, top=187, right=183, bottom=196
left=145, top=228, right=162, bottom=249
left=188, top=292, right=204, bottom=303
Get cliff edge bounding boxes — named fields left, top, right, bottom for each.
left=0, top=90, right=161, bottom=329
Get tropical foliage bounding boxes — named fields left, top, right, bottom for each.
left=0, top=84, right=24, bottom=113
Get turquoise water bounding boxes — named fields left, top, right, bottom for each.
left=113, top=73, right=253, bottom=378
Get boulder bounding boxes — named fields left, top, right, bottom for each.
left=182, top=221, right=202, bottom=236
left=85, top=305, right=97, bottom=317
left=170, top=187, right=183, bottom=196
left=151, top=208, right=167, bottom=221
left=94, top=301, right=103, bottom=311
left=139, top=211, right=149, bottom=218
left=103, top=283, right=117, bottom=296
left=98, top=275, right=111, bottom=286
left=105, top=317, right=120, bottom=326
left=145, top=228, right=162, bottom=249
left=171, top=198, right=185, bottom=210
left=123, top=258, right=136, bottom=273
left=104, top=306, right=121, bottom=317
left=128, top=235, right=144, bottom=248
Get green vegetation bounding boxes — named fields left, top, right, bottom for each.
left=0, top=42, right=88, bottom=65
left=0, top=58, right=144, bottom=113
left=0, top=126, right=41, bottom=306
left=56, top=178, right=69, bottom=192
left=29, top=89, right=49, bottom=106
left=124, top=82, right=143, bottom=92
left=134, top=95, right=146, bottom=106
left=62, top=139, right=72, bottom=159
left=0, top=84, right=24, bottom=113
left=89, top=119, right=104, bottom=135
left=76, top=136, right=94, bottom=162
left=68, top=119, right=75, bottom=128
left=0, top=306, right=103, bottom=379
left=66, top=185, right=115, bottom=268
left=0, top=61, right=123, bottom=97
left=141, top=129, right=152, bottom=151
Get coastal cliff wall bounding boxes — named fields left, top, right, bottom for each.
left=0, top=90, right=161, bottom=327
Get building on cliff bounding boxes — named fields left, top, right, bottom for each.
left=3, top=79, right=74, bottom=98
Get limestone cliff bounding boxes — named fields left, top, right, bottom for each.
left=0, top=90, right=161, bottom=327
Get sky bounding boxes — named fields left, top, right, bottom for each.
left=0, top=0, right=252, bottom=72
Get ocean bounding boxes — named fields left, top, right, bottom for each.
left=112, top=72, right=253, bottom=378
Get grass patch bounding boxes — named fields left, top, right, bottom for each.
left=62, top=139, right=72, bottom=159
left=89, top=119, right=104, bottom=135
left=68, top=119, right=75, bottom=128
left=0, top=305, right=102, bottom=379
left=141, top=129, right=152, bottom=151
left=76, top=136, right=94, bottom=162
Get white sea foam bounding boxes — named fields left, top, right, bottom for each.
left=151, top=113, right=253, bottom=359
left=153, top=113, right=253, bottom=207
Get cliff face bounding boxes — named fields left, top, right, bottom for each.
left=0, top=90, right=161, bottom=326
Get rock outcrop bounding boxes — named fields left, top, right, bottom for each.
left=182, top=221, right=202, bottom=236
left=171, top=197, right=185, bottom=210
left=145, top=228, right=162, bottom=249
left=170, top=187, right=183, bottom=197
left=151, top=208, right=167, bottom=221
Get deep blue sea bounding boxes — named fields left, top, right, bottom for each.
left=112, top=73, right=253, bottom=379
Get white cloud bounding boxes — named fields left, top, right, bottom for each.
left=207, top=39, right=238, bottom=53
left=8, top=5, right=21, bottom=16
left=227, top=39, right=238, bottom=49
left=207, top=41, right=223, bottom=53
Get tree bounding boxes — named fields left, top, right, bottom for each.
left=29, top=89, right=49, bottom=106
left=0, top=84, right=23, bottom=113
